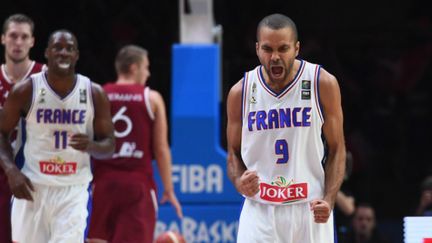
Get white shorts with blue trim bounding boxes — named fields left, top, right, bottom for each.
left=11, top=183, right=89, bottom=243
left=237, top=199, right=334, bottom=243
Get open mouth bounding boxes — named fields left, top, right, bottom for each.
left=271, top=66, right=284, bottom=78
left=58, top=62, right=71, bottom=69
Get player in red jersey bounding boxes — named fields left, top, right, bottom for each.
left=87, top=45, right=183, bottom=243
left=0, top=13, right=45, bottom=243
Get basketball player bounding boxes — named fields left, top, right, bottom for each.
left=226, top=13, right=346, bottom=242
left=0, top=29, right=115, bottom=243
left=87, top=45, right=182, bottom=243
left=0, top=13, right=45, bottom=243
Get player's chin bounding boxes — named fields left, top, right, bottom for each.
left=314, top=217, right=329, bottom=223
left=269, top=72, right=285, bottom=82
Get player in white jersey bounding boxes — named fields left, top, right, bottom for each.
left=0, top=30, right=114, bottom=243
left=227, top=13, right=346, bottom=243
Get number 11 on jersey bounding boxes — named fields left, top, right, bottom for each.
left=54, top=130, right=68, bottom=149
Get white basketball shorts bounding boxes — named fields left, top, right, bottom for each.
left=237, top=199, right=334, bottom=243
left=11, top=183, right=89, bottom=243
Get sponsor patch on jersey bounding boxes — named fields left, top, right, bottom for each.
left=259, top=176, right=308, bottom=203
left=39, top=88, right=46, bottom=103
left=301, top=90, right=311, bottom=100
left=39, top=156, right=77, bottom=175
left=301, top=80, right=311, bottom=90
left=79, top=89, right=87, bottom=103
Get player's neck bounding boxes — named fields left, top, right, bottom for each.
left=45, top=71, right=77, bottom=98
left=4, top=58, right=33, bottom=83
left=116, top=77, right=141, bottom=85
left=262, top=59, right=300, bottom=93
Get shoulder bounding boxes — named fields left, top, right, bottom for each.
left=90, top=81, right=104, bottom=94
left=6, top=77, right=33, bottom=111
left=226, top=78, right=244, bottom=117
left=33, top=62, right=47, bottom=73
left=318, top=68, right=339, bottom=90
left=11, top=77, right=33, bottom=96
left=90, top=82, right=110, bottom=108
left=148, top=88, right=164, bottom=105
left=228, top=78, right=244, bottom=98
left=102, top=82, right=115, bottom=90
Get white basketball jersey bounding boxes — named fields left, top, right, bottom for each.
left=21, top=72, right=94, bottom=186
left=241, top=60, right=325, bottom=205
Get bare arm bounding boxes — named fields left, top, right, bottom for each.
left=311, top=69, right=346, bottom=223
left=0, top=79, right=34, bottom=200
left=70, top=83, right=115, bottom=159
left=151, top=90, right=182, bottom=218
left=226, top=79, right=259, bottom=197
left=336, top=191, right=355, bottom=216
left=320, top=68, right=346, bottom=207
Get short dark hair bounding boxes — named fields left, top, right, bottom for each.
left=257, top=13, right=298, bottom=42
left=2, top=13, right=35, bottom=35
left=115, top=45, right=148, bottom=75
left=355, top=202, right=375, bottom=214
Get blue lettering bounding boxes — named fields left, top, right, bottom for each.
left=302, top=107, right=311, bottom=127
left=44, top=109, right=53, bottom=123
left=279, top=108, right=291, bottom=128
left=248, top=112, right=256, bottom=131
left=53, top=109, right=62, bottom=123
left=37, top=109, right=43, bottom=123
left=268, top=109, right=279, bottom=129
left=256, top=111, right=267, bottom=130
left=79, top=110, right=86, bottom=124
left=72, top=110, right=80, bottom=123
left=62, top=109, right=71, bottom=123
left=292, top=107, right=302, bottom=127
left=35, top=109, right=86, bottom=124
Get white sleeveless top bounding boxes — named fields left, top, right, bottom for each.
left=241, top=60, right=325, bottom=205
left=21, top=72, right=94, bottom=186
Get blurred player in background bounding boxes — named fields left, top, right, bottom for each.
left=0, top=13, right=45, bottom=243
left=226, top=13, right=346, bottom=242
left=0, top=29, right=114, bottom=243
left=87, top=45, right=182, bottom=243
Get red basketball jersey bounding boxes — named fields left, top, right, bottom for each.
left=93, top=83, right=154, bottom=180
left=0, top=61, right=44, bottom=243
left=0, top=61, right=45, bottom=107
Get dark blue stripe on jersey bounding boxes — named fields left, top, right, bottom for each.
left=84, top=183, right=92, bottom=240
left=316, top=65, right=324, bottom=119
left=14, top=119, right=26, bottom=169
left=334, top=213, right=338, bottom=243
left=320, top=129, right=328, bottom=167
left=241, top=72, right=247, bottom=123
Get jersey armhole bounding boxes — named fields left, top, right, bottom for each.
left=314, top=65, right=324, bottom=123
left=25, top=77, right=36, bottom=121
left=144, top=87, right=155, bottom=120
left=241, top=72, right=248, bottom=123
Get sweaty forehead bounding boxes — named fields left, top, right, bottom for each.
left=50, top=32, right=76, bottom=46
left=5, top=22, right=32, bottom=35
